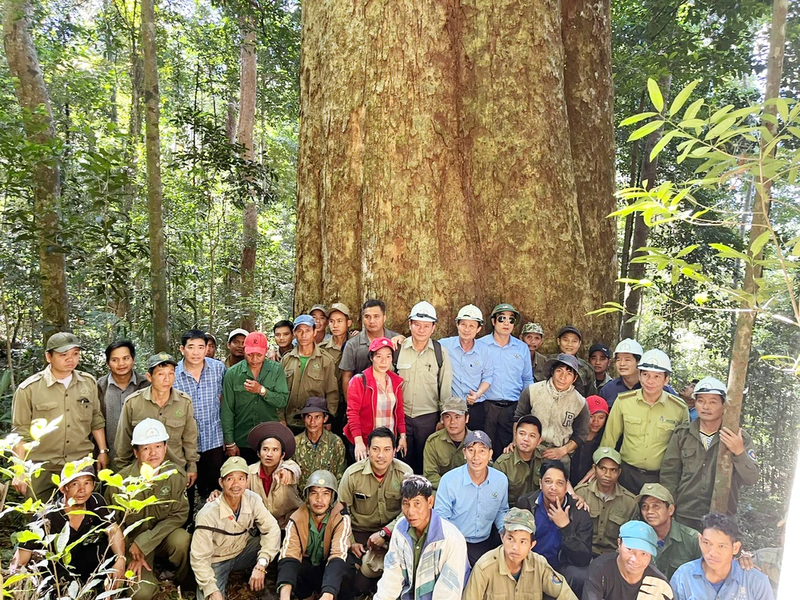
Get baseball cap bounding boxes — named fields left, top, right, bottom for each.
left=441, top=397, right=467, bottom=415
left=147, top=352, right=178, bottom=372
left=593, top=446, right=622, bottom=465
left=557, top=325, right=582, bottom=340
left=293, top=315, right=316, bottom=330
left=543, top=353, right=581, bottom=379
left=636, top=483, right=675, bottom=505
left=491, top=303, right=519, bottom=317
left=244, top=332, right=268, bottom=355
left=456, top=304, right=484, bottom=324
left=220, top=456, right=249, bottom=478
left=619, top=521, right=658, bottom=556
left=309, top=304, right=327, bottom=316
left=59, top=459, right=96, bottom=489
left=464, top=430, right=492, bottom=450
left=409, top=301, right=438, bottom=323
left=586, top=395, right=609, bottom=415
left=504, top=507, right=536, bottom=535
left=132, top=418, right=169, bottom=445
left=521, top=323, right=544, bottom=336
left=326, top=302, right=352, bottom=319
left=228, top=328, right=249, bottom=342
left=588, top=343, right=610, bottom=358
left=46, top=332, right=82, bottom=353
left=368, top=337, right=394, bottom=353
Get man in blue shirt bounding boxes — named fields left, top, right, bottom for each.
left=671, top=513, right=774, bottom=600
left=440, top=304, right=494, bottom=432
left=600, top=338, right=676, bottom=408
left=477, top=303, right=534, bottom=458
left=434, top=430, right=508, bottom=566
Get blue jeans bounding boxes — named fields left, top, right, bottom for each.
left=196, top=534, right=261, bottom=600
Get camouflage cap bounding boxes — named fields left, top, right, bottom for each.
left=504, top=507, right=536, bottom=535
left=147, top=352, right=178, bottom=372
left=521, top=323, right=544, bottom=336
left=441, top=396, right=468, bottom=415
left=593, top=446, right=622, bottom=466
left=46, top=332, right=82, bottom=353
left=636, top=482, right=675, bottom=505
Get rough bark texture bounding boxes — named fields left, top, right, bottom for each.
left=141, top=0, right=169, bottom=351
left=3, top=0, right=69, bottom=342
left=297, top=0, right=616, bottom=348
left=712, top=0, right=787, bottom=513
left=237, top=22, right=257, bottom=331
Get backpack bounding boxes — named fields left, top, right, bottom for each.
left=391, top=340, right=444, bottom=397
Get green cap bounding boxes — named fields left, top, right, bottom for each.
left=593, top=446, right=622, bottom=466
left=46, top=332, right=81, bottom=353
left=220, top=456, right=249, bottom=478
left=491, top=303, right=519, bottom=317
left=636, top=482, right=675, bottom=505
left=441, top=396, right=468, bottom=415
left=504, top=507, right=536, bottom=535
left=147, top=352, right=178, bottom=372
left=521, top=323, right=543, bottom=336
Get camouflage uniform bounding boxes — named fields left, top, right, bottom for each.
left=293, top=428, right=347, bottom=488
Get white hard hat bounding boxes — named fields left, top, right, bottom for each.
left=455, top=304, right=484, bottom=324
left=614, top=338, right=644, bottom=358
left=409, top=301, right=438, bottom=323
left=693, top=376, right=727, bottom=400
left=638, top=349, right=672, bottom=374
left=132, top=418, right=169, bottom=445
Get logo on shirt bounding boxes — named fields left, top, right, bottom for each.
left=563, top=412, right=575, bottom=428
left=160, top=485, right=171, bottom=497
left=748, top=449, right=757, bottom=460
left=174, top=409, right=184, bottom=418
left=552, top=574, right=562, bottom=585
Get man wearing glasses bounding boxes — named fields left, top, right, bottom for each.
left=477, top=304, right=534, bottom=458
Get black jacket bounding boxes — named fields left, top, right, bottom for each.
left=518, top=490, right=593, bottom=568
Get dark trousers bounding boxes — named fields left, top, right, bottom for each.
left=405, top=412, right=440, bottom=473
left=467, top=401, right=487, bottom=432
left=619, top=461, right=659, bottom=495
left=484, top=401, right=517, bottom=459
left=342, top=530, right=378, bottom=599
left=197, top=446, right=225, bottom=498
left=466, top=528, right=501, bottom=566
left=561, top=563, right=588, bottom=597
left=238, top=446, right=259, bottom=466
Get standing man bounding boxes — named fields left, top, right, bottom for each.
left=12, top=332, right=108, bottom=499
left=115, top=353, right=200, bottom=490
left=439, top=304, right=494, bottom=432
left=521, top=322, right=548, bottom=383
left=554, top=326, right=596, bottom=398
left=280, top=315, right=339, bottom=432
left=679, top=379, right=699, bottom=421
left=320, top=302, right=353, bottom=433
left=422, top=396, right=470, bottom=489
left=494, top=415, right=543, bottom=507
left=221, top=331, right=289, bottom=464
left=98, top=340, right=149, bottom=464
left=374, top=475, right=468, bottom=600
left=659, top=376, right=759, bottom=531
left=477, top=303, right=534, bottom=458
left=268, top=319, right=295, bottom=362
left=225, top=328, right=248, bottom=368
left=589, top=343, right=613, bottom=391
left=310, top=304, right=331, bottom=345
left=293, top=397, right=347, bottom=488
left=395, top=300, right=453, bottom=473
left=434, top=430, right=509, bottom=566
left=174, top=329, right=227, bottom=500
left=205, top=333, right=217, bottom=358
left=574, top=447, right=639, bottom=557
left=601, top=349, right=689, bottom=494
left=599, top=338, right=675, bottom=408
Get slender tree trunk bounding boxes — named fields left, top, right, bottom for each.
left=619, top=91, right=645, bottom=305
left=141, top=0, right=168, bottom=351
left=711, top=0, right=787, bottom=513
left=237, top=20, right=257, bottom=331
left=3, top=0, right=69, bottom=343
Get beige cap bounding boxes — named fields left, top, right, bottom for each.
left=326, top=302, right=352, bottom=319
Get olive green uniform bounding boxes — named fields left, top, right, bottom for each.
left=12, top=366, right=104, bottom=498
left=652, top=519, right=701, bottom=579
left=280, top=345, right=339, bottom=429
left=338, top=457, right=413, bottom=535
left=532, top=351, right=548, bottom=383
left=753, top=547, right=782, bottom=596
left=493, top=448, right=541, bottom=508
left=574, top=480, right=638, bottom=556
left=421, top=428, right=469, bottom=489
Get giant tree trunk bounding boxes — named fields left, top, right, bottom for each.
left=3, top=0, right=68, bottom=342
left=141, top=0, right=168, bottom=351
left=297, top=0, right=616, bottom=347
left=237, top=21, right=257, bottom=331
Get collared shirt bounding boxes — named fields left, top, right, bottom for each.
left=653, top=520, right=701, bottom=579
left=395, top=338, right=453, bottom=418
left=98, top=370, right=149, bottom=462
left=600, top=377, right=678, bottom=409
left=12, top=366, right=104, bottom=468
left=477, top=334, right=534, bottom=401
left=439, top=336, right=494, bottom=400
left=600, top=389, right=688, bottom=471
left=573, top=480, right=638, bottom=556
left=584, top=552, right=673, bottom=600
left=339, top=327, right=400, bottom=375
left=338, top=457, right=412, bottom=534
left=434, top=464, right=508, bottom=543
left=174, top=358, right=226, bottom=452
left=596, top=372, right=613, bottom=390
left=670, top=559, right=774, bottom=600
left=294, top=429, right=347, bottom=488
left=280, top=344, right=339, bottom=427
left=493, top=447, right=541, bottom=508
left=533, top=351, right=549, bottom=383
left=421, top=427, right=469, bottom=489
left=408, top=522, right=429, bottom=576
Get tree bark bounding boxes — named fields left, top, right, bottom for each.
left=711, top=0, right=787, bottom=513
left=297, top=0, right=616, bottom=348
left=141, top=0, right=169, bottom=351
left=3, top=0, right=69, bottom=343
left=237, top=20, right=257, bottom=331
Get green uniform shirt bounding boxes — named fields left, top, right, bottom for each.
left=280, top=345, right=339, bottom=428
left=338, top=457, right=412, bottom=535
left=659, top=419, right=759, bottom=522
left=753, top=547, right=782, bottom=595
left=652, top=519, right=701, bottom=579
left=493, top=448, right=541, bottom=508
left=574, top=480, right=638, bottom=556
left=293, top=429, right=347, bottom=488
left=409, top=522, right=429, bottom=580
left=421, top=427, right=469, bottom=489
left=533, top=351, right=548, bottom=383
left=601, top=389, right=689, bottom=471
left=319, top=337, right=345, bottom=401
left=221, top=359, right=289, bottom=449
left=307, top=512, right=329, bottom=566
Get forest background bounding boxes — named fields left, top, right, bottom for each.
left=0, top=0, right=799, bottom=555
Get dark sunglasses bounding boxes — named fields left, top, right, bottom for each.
left=496, top=315, right=517, bottom=324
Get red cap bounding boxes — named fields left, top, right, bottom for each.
left=586, top=395, right=609, bottom=415
left=368, top=337, right=393, bottom=353
left=244, top=332, right=268, bottom=355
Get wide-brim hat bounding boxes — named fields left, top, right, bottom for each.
left=299, top=396, right=332, bottom=419
left=248, top=422, right=296, bottom=460
left=543, top=353, right=582, bottom=384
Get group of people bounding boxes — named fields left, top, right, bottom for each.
left=7, top=298, right=783, bottom=599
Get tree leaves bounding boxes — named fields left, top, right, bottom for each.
left=648, top=77, right=664, bottom=112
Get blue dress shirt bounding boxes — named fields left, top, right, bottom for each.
left=476, top=334, right=534, bottom=402
left=434, top=464, right=508, bottom=543
left=175, top=357, right=226, bottom=452
left=439, top=336, right=494, bottom=401
left=670, top=558, right=774, bottom=600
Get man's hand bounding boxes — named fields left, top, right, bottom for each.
left=207, top=592, right=225, bottom=600
left=276, top=468, right=295, bottom=485
left=350, top=542, right=366, bottom=558
left=354, top=440, right=368, bottom=461
left=571, top=493, right=589, bottom=512
left=638, top=576, right=673, bottom=599
left=579, top=469, right=596, bottom=485
left=244, top=379, right=264, bottom=395
left=720, top=427, right=745, bottom=456
left=542, top=446, right=568, bottom=460
left=367, top=531, right=386, bottom=549
left=11, top=476, right=27, bottom=495
left=108, top=555, right=127, bottom=590
left=97, top=452, right=109, bottom=470
left=397, top=437, right=408, bottom=458
left=127, top=542, right=152, bottom=579
left=208, top=489, right=222, bottom=502
left=249, top=566, right=266, bottom=591
left=466, top=391, right=479, bottom=406
left=320, top=594, right=334, bottom=600
left=187, top=472, right=198, bottom=488
left=390, top=335, right=405, bottom=349
left=738, top=551, right=756, bottom=570
left=225, top=444, right=240, bottom=457
left=547, top=502, right=571, bottom=528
